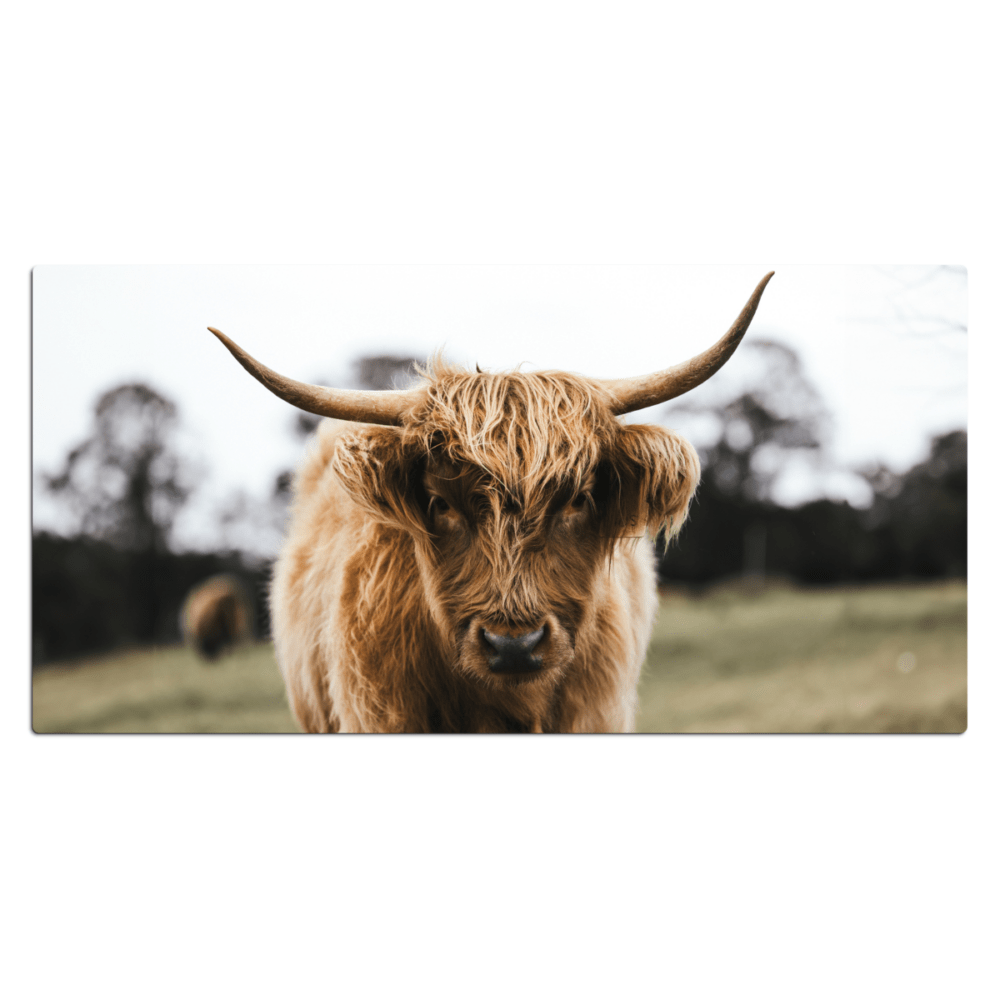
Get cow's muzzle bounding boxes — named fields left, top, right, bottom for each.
left=481, top=626, right=546, bottom=674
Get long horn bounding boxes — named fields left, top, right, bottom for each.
left=208, top=327, right=420, bottom=426
left=600, top=271, right=775, bottom=415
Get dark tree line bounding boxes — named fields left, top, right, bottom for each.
left=32, top=532, right=269, bottom=664
left=656, top=428, right=966, bottom=586
left=33, top=383, right=268, bottom=665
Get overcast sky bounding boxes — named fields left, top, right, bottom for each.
left=32, top=264, right=967, bottom=553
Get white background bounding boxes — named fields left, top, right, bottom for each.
left=5, top=2, right=996, bottom=998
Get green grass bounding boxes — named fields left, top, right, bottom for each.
left=32, top=581, right=967, bottom=734
left=32, top=642, right=300, bottom=733
left=637, top=579, right=967, bottom=733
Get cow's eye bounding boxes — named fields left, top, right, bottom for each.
left=429, top=495, right=451, bottom=515
left=570, top=492, right=591, bottom=511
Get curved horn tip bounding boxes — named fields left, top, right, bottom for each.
left=601, top=270, right=777, bottom=416
left=742, top=270, right=775, bottom=312
left=207, top=326, right=242, bottom=354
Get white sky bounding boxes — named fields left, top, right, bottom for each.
left=32, top=264, right=966, bottom=552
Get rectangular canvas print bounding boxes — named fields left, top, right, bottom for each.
left=31, top=266, right=967, bottom=733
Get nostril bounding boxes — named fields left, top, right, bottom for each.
left=519, top=627, right=545, bottom=654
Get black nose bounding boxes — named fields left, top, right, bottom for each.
left=482, top=627, right=545, bottom=674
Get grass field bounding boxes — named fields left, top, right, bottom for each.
left=638, top=579, right=967, bottom=733
left=32, top=642, right=300, bottom=734
left=32, top=580, right=966, bottom=734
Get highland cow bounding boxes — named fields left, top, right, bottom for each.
left=210, top=272, right=773, bottom=731
left=181, top=574, right=254, bottom=662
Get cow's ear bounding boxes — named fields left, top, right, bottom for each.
left=331, top=425, right=426, bottom=533
left=602, top=424, right=701, bottom=540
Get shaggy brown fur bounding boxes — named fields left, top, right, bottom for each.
left=271, top=360, right=700, bottom=732
left=182, top=575, right=254, bottom=662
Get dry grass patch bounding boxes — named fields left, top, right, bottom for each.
left=33, top=642, right=299, bottom=734
left=638, top=580, right=966, bottom=733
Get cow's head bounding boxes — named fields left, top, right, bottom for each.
left=209, top=272, right=773, bottom=689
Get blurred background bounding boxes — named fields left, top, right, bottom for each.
left=31, top=265, right=966, bottom=733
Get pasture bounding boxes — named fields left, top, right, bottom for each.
left=32, top=581, right=966, bottom=734
left=638, top=579, right=966, bottom=733
left=32, top=642, right=299, bottom=734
